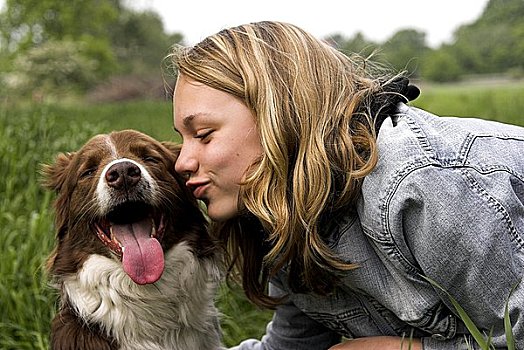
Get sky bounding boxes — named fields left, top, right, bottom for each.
left=125, top=0, right=490, bottom=48
left=0, top=0, right=490, bottom=48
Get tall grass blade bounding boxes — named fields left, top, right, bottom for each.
left=422, top=276, right=490, bottom=350
left=504, top=281, right=520, bottom=350
left=485, top=328, right=494, bottom=350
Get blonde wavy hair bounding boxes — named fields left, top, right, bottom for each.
left=170, top=21, right=406, bottom=307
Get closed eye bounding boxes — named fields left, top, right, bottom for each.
left=195, top=130, right=213, bottom=142
left=143, top=156, right=160, bottom=164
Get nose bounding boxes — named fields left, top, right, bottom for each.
left=105, top=161, right=141, bottom=189
left=174, top=145, right=198, bottom=177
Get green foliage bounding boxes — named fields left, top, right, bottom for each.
left=0, top=0, right=121, bottom=98
left=420, top=48, right=462, bottom=82
left=330, top=0, right=524, bottom=82
left=0, top=0, right=119, bottom=51
left=447, top=0, right=524, bottom=76
left=414, top=81, right=524, bottom=126
left=423, top=275, right=519, bottom=350
left=20, top=100, right=178, bottom=141
left=0, top=100, right=270, bottom=349
left=5, top=40, right=107, bottom=98
left=109, top=10, right=183, bottom=75
left=327, top=32, right=378, bottom=58
left=2, top=0, right=523, bottom=88
left=453, top=22, right=522, bottom=75
left=0, top=0, right=184, bottom=100
left=423, top=276, right=491, bottom=349
left=478, top=0, right=524, bottom=26
left=381, top=29, right=429, bottom=75
left=218, top=284, right=274, bottom=346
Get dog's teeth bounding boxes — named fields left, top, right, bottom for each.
left=151, top=224, right=156, bottom=238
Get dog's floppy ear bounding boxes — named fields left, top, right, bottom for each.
left=41, top=152, right=75, bottom=193
left=160, top=141, right=186, bottom=181
left=161, top=141, right=182, bottom=158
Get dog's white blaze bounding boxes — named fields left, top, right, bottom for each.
left=102, top=135, right=119, bottom=158
left=96, top=157, right=158, bottom=213
left=63, top=242, right=222, bottom=350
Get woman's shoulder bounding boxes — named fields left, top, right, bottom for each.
left=370, top=104, right=524, bottom=188
left=360, top=104, right=524, bottom=234
left=381, top=104, right=524, bottom=159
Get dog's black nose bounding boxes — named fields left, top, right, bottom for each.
left=105, top=161, right=141, bottom=189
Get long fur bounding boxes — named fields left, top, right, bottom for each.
left=62, top=243, right=222, bottom=350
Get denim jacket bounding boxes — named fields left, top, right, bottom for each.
left=230, top=104, right=524, bottom=350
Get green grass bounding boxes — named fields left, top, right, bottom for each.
left=414, top=80, right=524, bottom=126
left=0, top=107, right=103, bottom=349
left=3, top=99, right=178, bottom=142
left=0, top=81, right=522, bottom=349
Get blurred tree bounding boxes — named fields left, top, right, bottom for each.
left=0, top=0, right=120, bottom=86
left=381, top=29, right=429, bottom=76
left=0, top=0, right=120, bottom=52
left=6, top=40, right=99, bottom=98
left=110, top=10, right=183, bottom=74
left=326, top=32, right=378, bottom=58
left=451, top=0, right=524, bottom=75
left=0, top=0, right=184, bottom=99
left=420, top=47, right=462, bottom=82
left=322, top=0, right=524, bottom=82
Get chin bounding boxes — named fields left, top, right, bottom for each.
left=206, top=201, right=240, bottom=222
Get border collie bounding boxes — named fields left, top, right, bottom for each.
left=43, top=130, right=222, bottom=350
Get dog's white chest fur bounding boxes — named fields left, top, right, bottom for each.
left=63, top=242, right=222, bottom=350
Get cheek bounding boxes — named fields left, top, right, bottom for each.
left=205, top=146, right=244, bottom=181
left=67, top=182, right=95, bottom=215
left=207, top=146, right=236, bottom=171
left=206, top=134, right=261, bottom=181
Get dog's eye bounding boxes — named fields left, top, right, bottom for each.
left=80, top=168, right=96, bottom=179
left=143, top=156, right=160, bottom=164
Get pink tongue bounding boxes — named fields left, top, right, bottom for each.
left=111, top=218, right=164, bottom=285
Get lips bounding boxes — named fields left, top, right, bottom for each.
left=187, top=180, right=210, bottom=199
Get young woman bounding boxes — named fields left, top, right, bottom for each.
left=170, top=21, right=524, bottom=350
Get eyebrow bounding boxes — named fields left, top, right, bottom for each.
left=183, top=114, right=197, bottom=128
left=173, top=113, right=209, bottom=134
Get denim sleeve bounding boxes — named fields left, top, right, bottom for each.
left=391, top=164, right=524, bottom=349
left=228, top=281, right=341, bottom=350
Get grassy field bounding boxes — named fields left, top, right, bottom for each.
left=0, top=81, right=523, bottom=349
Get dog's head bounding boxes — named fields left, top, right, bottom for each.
left=43, top=129, right=212, bottom=285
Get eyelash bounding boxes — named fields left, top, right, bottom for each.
left=195, top=130, right=213, bottom=141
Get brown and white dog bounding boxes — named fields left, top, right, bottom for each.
left=43, top=130, right=223, bottom=350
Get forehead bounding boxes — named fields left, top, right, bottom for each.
left=174, top=77, right=227, bottom=120
left=80, top=132, right=160, bottom=157
left=173, top=77, right=255, bottom=134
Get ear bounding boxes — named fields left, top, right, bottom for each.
left=161, top=141, right=181, bottom=158
left=41, top=152, right=75, bottom=193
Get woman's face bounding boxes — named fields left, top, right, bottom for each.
left=173, top=75, right=262, bottom=221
